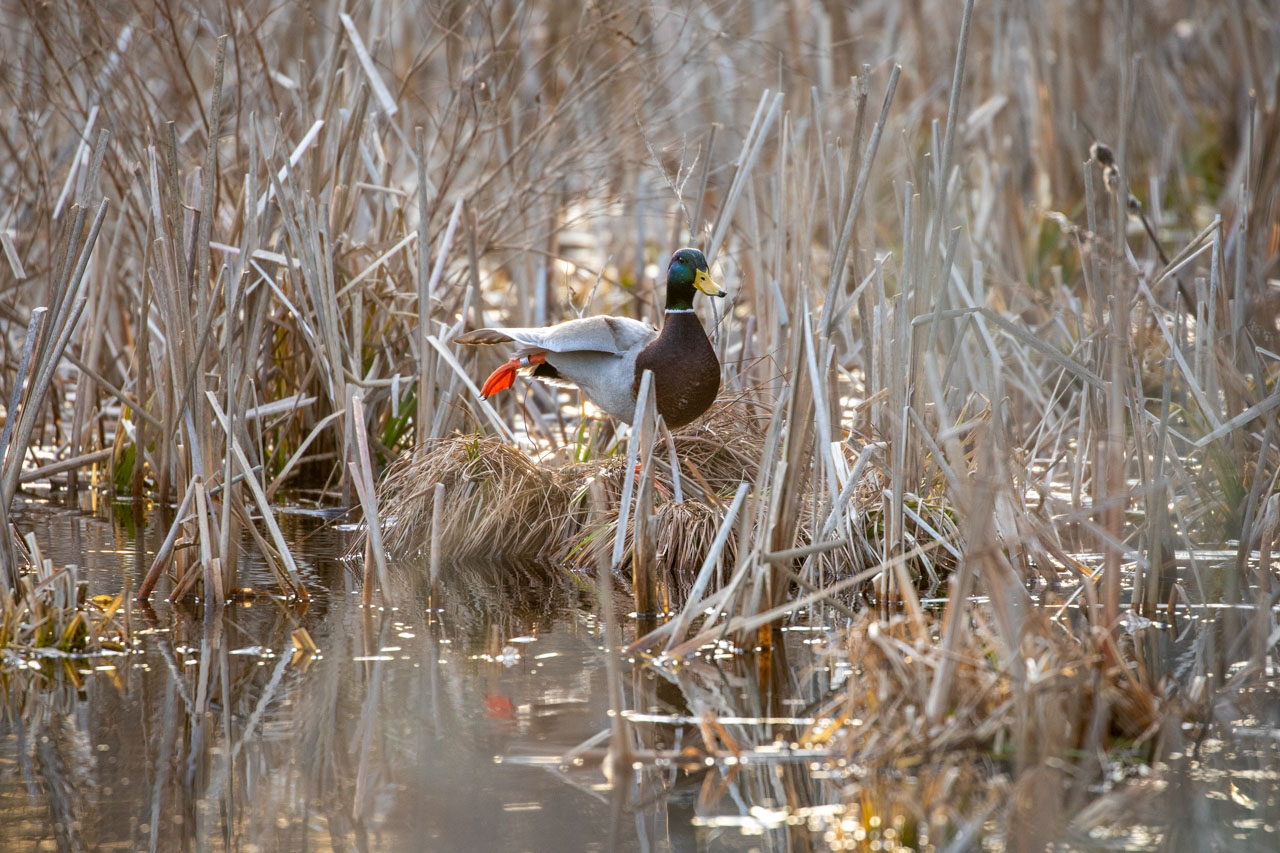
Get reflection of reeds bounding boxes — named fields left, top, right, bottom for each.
left=2, top=0, right=1279, bottom=845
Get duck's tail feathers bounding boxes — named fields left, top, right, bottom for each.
left=479, top=353, right=547, bottom=397
left=456, top=329, right=514, bottom=345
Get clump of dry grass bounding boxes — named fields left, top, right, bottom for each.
left=376, top=435, right=570, bottom=563
left=1, top=534, right=128, bottom=674
left=373, top=392, right=968, bottom=610
left=799, top=606, right=1180, bottom=846
left=821, top=609, right=1159, bottom=759
left=374, top=398, right=772, bottom=567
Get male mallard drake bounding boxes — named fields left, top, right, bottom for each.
left=456, top=248, right=726, bottom=428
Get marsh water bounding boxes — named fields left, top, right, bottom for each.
left=0, top=498, right=847, bottom=852
left=2, top=498, right=1278, bottom=851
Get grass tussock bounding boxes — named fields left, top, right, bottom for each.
left=375, top=399, right=770, bottom=564
left=0, top=535, right=128, bottom=674
left=377, top=435, right=569, bottom=563
left=377, top=395, right=961, bottom=603
left=796, top=605, right=1181, bottom=845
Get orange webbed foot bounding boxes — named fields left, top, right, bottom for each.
left=479, top=352, right=547, bottom=398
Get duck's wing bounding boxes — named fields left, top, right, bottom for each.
left=456, top=316, right=656, bottom=355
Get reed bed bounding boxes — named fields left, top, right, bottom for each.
left=796, top=605, right=1175, bottom=847
left=1, top=0, right=1271, bottom=613
left=2, top=0, right=1278, bottom=844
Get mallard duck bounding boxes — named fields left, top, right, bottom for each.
left=456, top=248, right=726, bottom=428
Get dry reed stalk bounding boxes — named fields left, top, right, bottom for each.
left=349, top=394, right=390, bottom=603
left=630, top=388, right=660, bottom=618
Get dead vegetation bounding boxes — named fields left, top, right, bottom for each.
left=377, top=434, right=568, bottom=563
left=1, top=0, right=1278, bottom=846
left=373, top=395, right=959, bottom=603
left=0, top=532, right=128, bottom=673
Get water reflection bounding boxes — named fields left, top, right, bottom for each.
left=1, top=502, right=826, bottom=851
left=0, top=503, right=630, bottom=851
left=1, top=501, right=1278, bottom=851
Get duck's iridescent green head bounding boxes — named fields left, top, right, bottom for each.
left=665, top=248, right=724, bottom=310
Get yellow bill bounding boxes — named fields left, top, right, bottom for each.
left=694, top=269, right=726, bottom=298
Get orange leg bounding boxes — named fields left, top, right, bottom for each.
left=479, top=352, right=546, bottom=398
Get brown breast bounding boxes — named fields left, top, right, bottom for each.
left=632, top=312, right=720, bottom=429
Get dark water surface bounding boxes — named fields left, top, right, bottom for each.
left=0, top=499, right=842, bottom=852
left=3, top=499, right=1279, bottom=851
